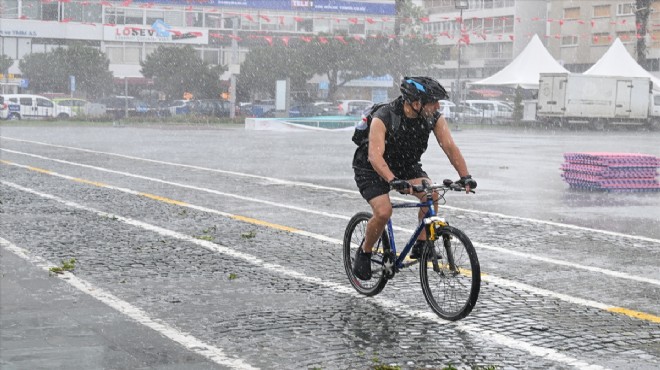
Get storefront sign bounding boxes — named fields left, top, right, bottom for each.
left=104, top=24, right=208, bottom=44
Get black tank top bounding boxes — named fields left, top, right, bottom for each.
left=352, top=97, right=439, bottom=173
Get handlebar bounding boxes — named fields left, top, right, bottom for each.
left=411, top=179, right=475, bottom=194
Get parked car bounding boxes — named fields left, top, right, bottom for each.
left=0, top=94, right=73, bottom=120
left=454, top=104, right=486, bottom=124
left=97, top=96, right=149, bottom=119
left=188, top=99, right=231, bottom=117
left=337, top=99, right=374, bottom=116
left=288, top=103, right=341, bottom=117
left=250, top=99, right=276, bottom=117
left=464, top=100, right=513, bottom=124
left=52, top=98, right=88, bottom=116
left=0, top=95, right=21, bottom=120
left=168, top=100, right=192, bottom=115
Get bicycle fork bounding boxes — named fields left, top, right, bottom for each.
left=425, top=217, right=457, bottom=273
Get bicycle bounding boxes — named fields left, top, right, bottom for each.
left=343, top=179, right=480, bottom=321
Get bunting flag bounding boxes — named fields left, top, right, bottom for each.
left=259, top=14, right=271, bottom=23
left=263, top=36, right=272, bottom=46
left=318, top=36, right=328, bottom=44
left=280, top=36, right=289, bottom=46
left=334, top=35, right=347, bottom=44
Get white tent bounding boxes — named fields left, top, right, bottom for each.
left=471, top=34, right=568, bottom=89
left=584, top=38, right=660, bottom=90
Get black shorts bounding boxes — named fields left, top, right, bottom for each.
left=354, top=164, right=428, bottom=201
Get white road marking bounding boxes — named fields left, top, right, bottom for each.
left=2, top=151, right=659, bottom=288
left=0, top=181, right=608, bottom=370
left=2, top=137, right=659, bottom=245
left=0, top=237, right=257, bottom=370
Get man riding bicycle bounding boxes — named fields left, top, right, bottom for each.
left=352, top=76, right=477, bottom=280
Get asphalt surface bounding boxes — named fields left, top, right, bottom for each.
left=1, top=122, right=659, bottom=370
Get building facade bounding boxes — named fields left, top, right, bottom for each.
left=0, top=0, right=397, bottom=98
left=421, top=0, right=547, bottom=97
left=545, top=0, right=660, bottom=73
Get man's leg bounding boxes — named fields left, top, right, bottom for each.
left=362, top=193, right=392, bottom=253
left=408, top=177, right=438, bottom=259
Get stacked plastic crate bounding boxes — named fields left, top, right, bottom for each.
left=561, top=152, right=660, bottom=191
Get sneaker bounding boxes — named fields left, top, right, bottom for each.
left=352, top=247, right=372, bottom=280
left=409, top=240, right=427, bottom=259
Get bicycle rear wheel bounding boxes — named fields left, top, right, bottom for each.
left=343, top=212, right=390, bottom=296
left=419, top=226, right=480, bottom=321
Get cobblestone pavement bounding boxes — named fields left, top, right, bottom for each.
left=1, top=125, right=659, bottom=370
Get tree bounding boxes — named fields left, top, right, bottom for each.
left=239, top=34, right=444, bottom=101
left=140, top=45, right=226, bottom=100
left=636, top=0, right=652, bottom=68
left=513, top=85, right=523, bottom=123
left=18, top=44, right=113, bottom=99
left=238, top=45, right=314, bottom=101
left=0, top=54, right=12, bottom=75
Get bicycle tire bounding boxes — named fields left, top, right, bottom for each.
left=343, top=212, right=390, bottom=296
left=419, top=226, right=480, bottom=321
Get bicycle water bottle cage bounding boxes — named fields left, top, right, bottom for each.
left=424, top=216, right=448, bottom=240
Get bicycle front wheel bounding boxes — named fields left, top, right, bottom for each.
left=419, top=226, right=480, bottom=321
left=343, top=212, right=390, bottom=296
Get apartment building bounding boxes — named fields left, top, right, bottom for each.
left=546, top=0, right=660, bottom=73
left=421, top=0, right=547, bottom=92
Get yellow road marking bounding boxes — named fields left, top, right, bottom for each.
left=231, top=215, right=299, bottom=233
left=139, top=193, right=188, bottom=206
left=73, top=177, right=109, bottom=188
left=4, top=160, right=659, bottom=324
left=607, top=307, right=660, bottom=323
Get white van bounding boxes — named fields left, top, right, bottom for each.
left=0, top=94, right=73, bottom=120
left=464, top=100, right=513, bottom=124
left=438, top=100, right=456, bottom=123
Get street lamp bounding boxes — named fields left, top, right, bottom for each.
left=455, top=0, right=469, bottom=106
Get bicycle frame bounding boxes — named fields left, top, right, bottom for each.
left=386, top=196, right=446, bottom=271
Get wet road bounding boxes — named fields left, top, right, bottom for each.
left=1, top=123, right=659, bottom=369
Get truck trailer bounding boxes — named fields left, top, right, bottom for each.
left=536, top=73, right=660, bottom=130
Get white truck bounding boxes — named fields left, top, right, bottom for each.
left=536, top=73, right=660, bottom=130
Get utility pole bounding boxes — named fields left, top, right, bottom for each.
left=229, top=16, right=238, bottom=118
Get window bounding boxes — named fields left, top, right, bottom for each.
left=564, top=7, right=580, bottom=20
left=36, top=98, right=53, bottom=108
left=42, top=2, right=59, bottom=21
left=561, top=35, right=578, bottom=47
left=19, top=97, right=32, bottom=106
left=593, top=5, right=610, bottom=18
left=185, top=11, right=203, bottom=27
left=314, top=18, right=330, bottom=33
left=124, top=9, right=143, bottom=25
left=617, top=3, right=635, bottom=16
left=617, top=31, right=635, bottom=42
left=298, top=18, right=314, bottom=33
left=592, top=32, right=610, bottom=45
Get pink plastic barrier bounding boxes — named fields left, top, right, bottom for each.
left=561, top=152, right=660, bottom=191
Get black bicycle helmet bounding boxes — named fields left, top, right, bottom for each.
left=400, top=76, right=448, bottom=103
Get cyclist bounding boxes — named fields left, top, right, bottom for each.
left=352, top=76, right=476, bottom=280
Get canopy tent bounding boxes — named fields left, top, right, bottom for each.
left=471, top=34, right=568, bottom=89
left=584, top=38, right=660, bottom=91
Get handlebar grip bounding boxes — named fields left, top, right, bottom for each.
left=412, top=184, right=425, bottom=193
